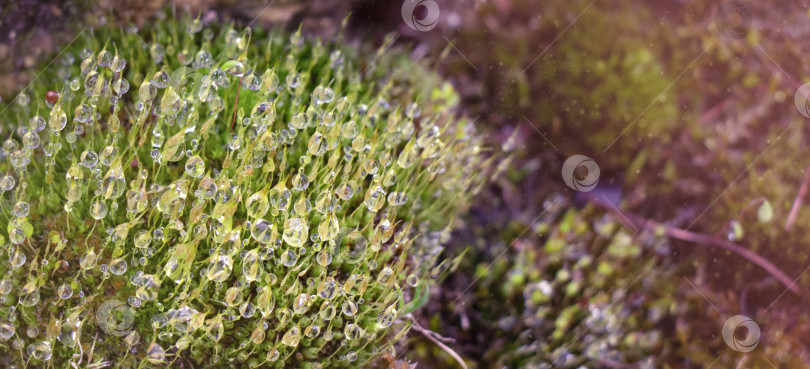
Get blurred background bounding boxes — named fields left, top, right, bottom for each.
left=3, top=0, right=810, bottom=367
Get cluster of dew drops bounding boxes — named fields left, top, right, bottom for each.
left=0, top=17, right=487, bottom=368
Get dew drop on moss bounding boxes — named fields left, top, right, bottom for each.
left=9, top=251, right=25, bottom=268
left=342, top=300, right=358, bottom=317
left=80, top=250, right=97, bottom=270
left=184, top=155, right=205, bottom=178
left=152, top=71, right=170, bottom=88
left=387, top=192, right=408, bottom=206
left=207, top=254, right=234, bottom=283
left=19, top=285, right=40, bottom=307
left=246, top=191, right=269, bottom=218
left=281, top=325, right=301, bottom=347
left=377, top=305, right=397, bottom=328
left=241, top=250, right=262, bottom=282
left=0, top=323, right=15, bottom=340
left=406, top=273, right=419, bottom=287
left=280, top=250, right=298, bottom=267
left=57, top=284, right=73, bottom=299
left=136, top=274, right=160, bottom=301
left=317, top=277, right=337, bottom=300
left=282, top=218, right=309, bottom=247
left=0, top=279, right=11, bottom=295
left=110, top=258, right=128, bottom=275
left=89, top=199, right=108, bottom=220
left=146, top=343, right=166, bottom=364
left=134, top=230, right=152, bottom=248
left=266, top=347, right=280, bottom=362
left=32, top=341, right=52, bottom=361
left=222, top=60, right=245, bottom=77
left=250, top=219, right=274, bottom=244
left=138, top=82, right=157, bottom=101
left=343, top=323, right=362, bottom=340
left=125, top=331, right=140, bottom=346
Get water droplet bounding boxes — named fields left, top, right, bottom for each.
left=364, top=186, right=386, bottom=212
left=80, top=150, right=99, bottom=168
left=377, top=267, right=394, bottom=284
left=184, top=155, right=205, bottom=178
left=0, top=323, right=15, bottom=340
left=246, top=190, right=270, bottom=218
left=22, top=131, right=39, bottom=149
left=17, top=92, right=30, bottom=106
left=205, top=318, right=224, bottom=341
left=242, top=249, right=262, bottom=282
left=57, top=284, right=73, bottom=299
left=160, top=88, right=182, bottom=115
left=316, top=250, right=332, bottom=266
left=308, top=132, right=328, bottom=156
left=187, top=18, right=202, bottom=33
left=151, top=71, right=170, bottom=88
left=32, top=341, right=52, bottom=360
left=305, top=323, right=320, bottom=338
left=317, top=277, right=337, bottom=300
left=282, top=218, right=309, bottom=247
left=406, top=273, right=419, bottom=287
left=136, top=274, right=160, bottom=301
left=80, top=250, right=98, bottom=270
left=110, top=258, right=128, bottom=275
left=318, top=213, right=339, bottom=241
left=110, top=55, right=127, bottom=72
left=134, top=230, right=152, bottom=249
left=113, top=78, right=130, bottom=95
left=207, top=254, right=233, bottom=283
left=146, top=343, right=166, bottom=364
left=222, top=60, right=244, bottom=77
left=49, top=104, right=68, bottom=131
left=280, top=249, right=298, bottom=267
left=20, top=285, right=40, bottom=307
left=250, top=219, right=274, bottom=244
left=139, top=82, right=157, bottom=101
left=377, top=305, right=397, bottom=328
left=342, top=300, right=358, bottom=317
left=336, top=182, right=355, bottom=201
left=157, top=179, right=189, bottom=217
left=266, top=347, right=280, bottom=362
left=286, top=73, right=301, bottom=89
left=89, top=199, right=108, bottom=220
left=293, top=293, right=310, bottom=315
left=281, top=325, right=301, bottom=347
left=225, top=286, right=244, bottom=307
left=125, top=331, right=140, bottom=346
left=11, top=202, right=29, bottom=218
left=0, top=280, right=11, bottom=295
left=343, top=322, right=362, bottom=340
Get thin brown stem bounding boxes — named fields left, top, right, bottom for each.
left=586, top=196, right=803, bottom=298
left=785, top=165, right=810, bottom=231
left=409, top=316, right=468, bottom=369
left=230, top=75, right=244, bottom=134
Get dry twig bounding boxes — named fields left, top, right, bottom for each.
left=408, top=315, right=468, bottom=369
left=586, top=195, right=804, bottom=298
left=785, top=165, right=810, bottom=231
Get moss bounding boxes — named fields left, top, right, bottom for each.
left=0, top=12, right=489, bottom=368
left=420, top=199, right=684, bottom=368
left=424, top=0, right=810, bottom=367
